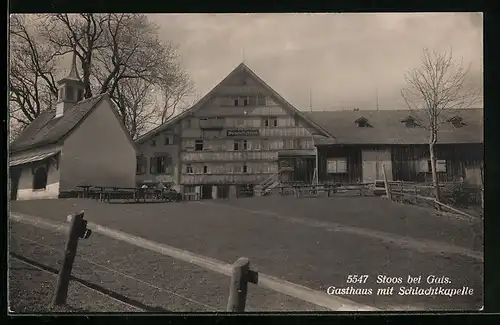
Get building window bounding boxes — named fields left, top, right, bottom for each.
left=234, top=140, right=248, bottom=151
left=151, top=138, right=157, bottom=146
left=401, top=116, right=420, bottom=128
left=421, top=159, right=447, bottom=173
left=32, top=166, right=48, bottom=190
left=234, top=99, right=239, bottom=106
left=203, top=165, right=208, bottom=174
left=195, top=140, right=204, bottom=151
left=248, top=96, right=257, bottom=106
left=243, top=164, right=248, bottom=173
left=294, top=116, right=300, bottom=126
left=164, top=135, right=173, bottom=145
left=243, top=98, right=248, bottom=106
left=66, top=86, right=75, bottom=101
left=136, top=156, right=146, bottom=175
left=77, top=89, right=84, bottom=101
left=186, top=164, right=194, bottom=174
left=264, top=117, right=278, bottom=127
left=262, top=139, right=270, bottom=150
left=447, top=116, right=467, bottom=128
left=234, top=164, right=243, bottom=173
left=235, top=119, right=245, bottom=127
left=150, top=156, right=171, bottom=175
left=327, top=158, right=347, bottom=174
left=257, top=95, right=266, bottom=106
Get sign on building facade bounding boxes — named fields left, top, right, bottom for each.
left=226, top=129, right=260, bottom=137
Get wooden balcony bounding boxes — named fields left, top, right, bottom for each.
left=181, top=151, right=278, bottom=162
left=181, top=173, right=271, bottom=184
left=199, top=117, right=224, bottom=129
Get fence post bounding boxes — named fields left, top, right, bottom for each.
left=382, top=164, right=392, bottom=201
left=52, top=211, right=92, bottom=306
left=226, top=257, right=258, bottom=312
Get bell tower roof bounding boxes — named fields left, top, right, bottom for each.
left=57, top=50, right=82, bottom=85
left=55, top=50, right=85, bottom=118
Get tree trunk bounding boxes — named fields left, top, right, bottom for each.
left=429, top=142, right=441, bottom=202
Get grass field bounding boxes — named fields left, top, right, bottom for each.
left=9, top=221, right=330, bottom=313
left=9, top=196, right=484, bottom=311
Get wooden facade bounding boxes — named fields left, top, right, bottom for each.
left=317, top=143, right=483, bottom=185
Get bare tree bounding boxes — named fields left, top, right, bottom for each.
left=114, top=77, right=157, bottom=139
left=401, top=48, right=481, bottom=202
left=9, top=15, right=60, bottom=128
left=153, top=63, right=195, bottom=124
left=9, top=14, right=194, bottom=139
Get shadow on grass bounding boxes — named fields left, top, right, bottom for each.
left=10, top=252, right=170, bottom=312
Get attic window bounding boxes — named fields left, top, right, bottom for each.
left=354, top=117, right=372, bottom=128
left=447, top=116, right=467, bottom=128
left=401, top=116, right=420, bottom=128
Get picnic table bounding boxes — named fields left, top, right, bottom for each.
left=76, top=185, right=93, bottom=199
left=76, top=185, right=182, bottom=203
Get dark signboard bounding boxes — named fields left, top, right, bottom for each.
left=226, top=129, right=260, bottom=137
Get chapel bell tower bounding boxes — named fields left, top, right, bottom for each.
left=55, top=51, right=85, bottom=118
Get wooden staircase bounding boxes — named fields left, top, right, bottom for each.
left=254, top=167, right=294, bottom=196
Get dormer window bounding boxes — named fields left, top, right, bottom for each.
left=354, top=117, right=372, bottom=128
left=401, top=116, right=420, bottom=128
left=447, top=116, right=467, bottom=128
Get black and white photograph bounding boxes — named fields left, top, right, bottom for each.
left=8, top=12, right=483, bottom=313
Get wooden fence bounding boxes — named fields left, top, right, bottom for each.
left=11, top=212, right=375, bottom=312
left=381, top=165, right=480, bottom=220
left=253, top=181, right=374, bottom=198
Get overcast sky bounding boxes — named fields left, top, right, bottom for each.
left=149, top=13, right=483, bottom=111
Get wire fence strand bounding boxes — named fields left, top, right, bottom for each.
left=11, top=235, right=218, bottom=311
left=9, top=254, right=145, bottom=312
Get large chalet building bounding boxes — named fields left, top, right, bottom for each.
left=135, top=63, right=331, bottom=199
left=135, top=63, right=483, bottom=199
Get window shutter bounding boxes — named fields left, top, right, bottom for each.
left=436, top=160, right=447, bottom=172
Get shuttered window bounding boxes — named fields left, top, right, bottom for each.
left=327, top=158, right=347, bottom=173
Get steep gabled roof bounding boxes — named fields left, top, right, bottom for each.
left=136, top=63, right=333, bottom=143
left=10, top=94, right=138, bottom=153
left=304, top=108, right=483, bottom=145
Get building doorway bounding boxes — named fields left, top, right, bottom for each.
left=217, top=185, right=230, bottom=199
left=10, top=167, right=21, bottom=201
left=294, top=157, right=315, bottom=183
left=201, top=184, right=213, bottom=199
left=279, top=157, right=315, bottom=183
